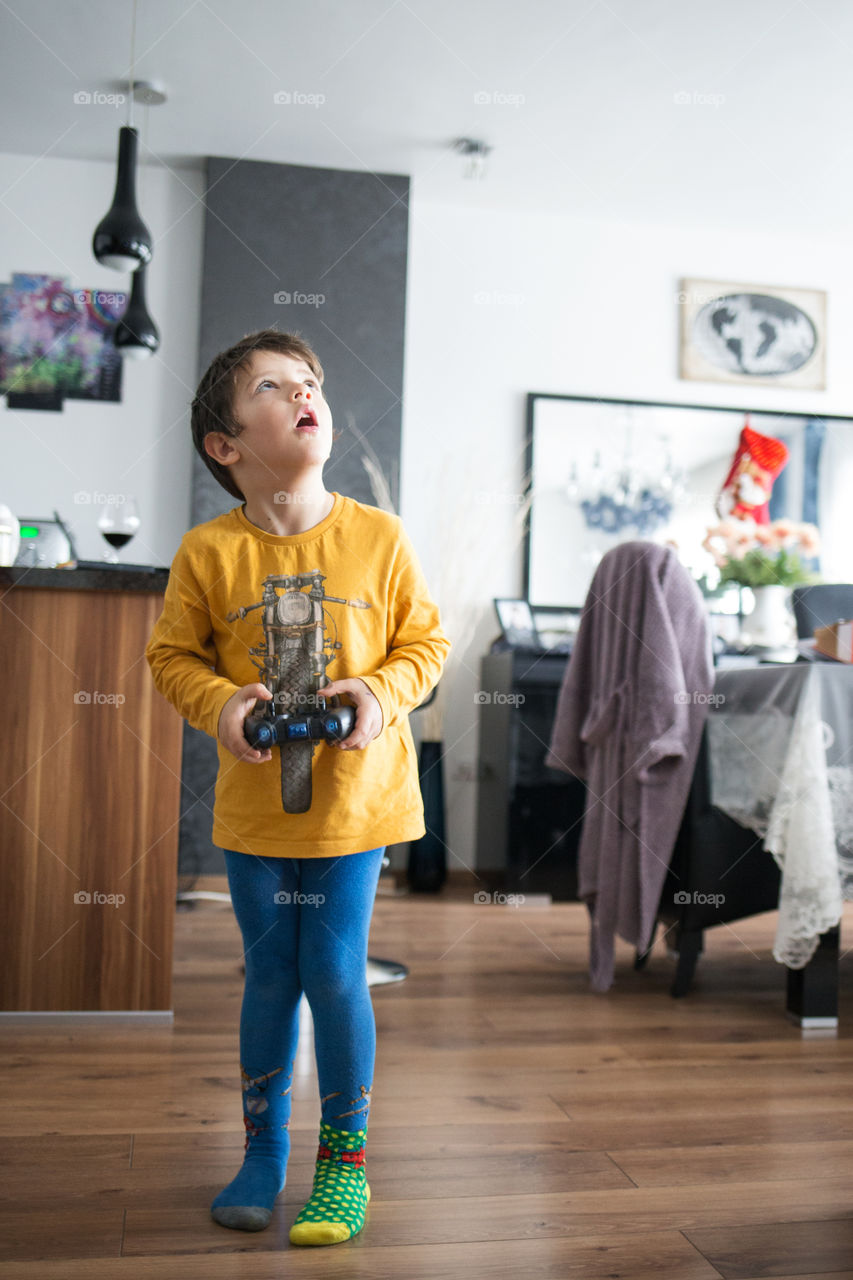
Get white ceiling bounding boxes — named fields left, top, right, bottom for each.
left=2, top=0, right=853, bottom=234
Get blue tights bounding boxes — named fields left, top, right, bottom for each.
left=210, top=846, right=385, bottom=1227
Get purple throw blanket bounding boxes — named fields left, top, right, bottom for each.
left=545, top=541, right=713, bottom=991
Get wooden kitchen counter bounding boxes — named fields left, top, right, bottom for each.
left=0, top=566, right=181, bottom=1016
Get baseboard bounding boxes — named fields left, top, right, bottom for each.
left=0, top=1010, right=174, bottom=1024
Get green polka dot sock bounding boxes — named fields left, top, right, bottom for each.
left=289, top=1121, right=370, bottom=1246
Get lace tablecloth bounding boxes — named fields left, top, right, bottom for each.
left=708, top=662, right=853, bottom=968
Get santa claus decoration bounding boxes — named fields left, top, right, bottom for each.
left=716, top=419, right=789, bottom=525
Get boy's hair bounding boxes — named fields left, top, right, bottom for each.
left=191, top=329, right=325, bottom=502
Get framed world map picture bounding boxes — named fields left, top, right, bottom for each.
left=678, top=277, right=826, bottom=391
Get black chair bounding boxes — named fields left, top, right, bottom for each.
left=636, top=722, right=782, bottom=997
left=791, top=583, right=853, bottom=640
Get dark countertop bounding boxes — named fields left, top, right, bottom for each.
left=0, top=563, right=169, bottom=593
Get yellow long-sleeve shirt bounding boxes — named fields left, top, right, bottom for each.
left=145, top=493, right=450, bottom=857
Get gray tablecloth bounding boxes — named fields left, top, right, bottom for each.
left=709, top=661, right=853, bottom=967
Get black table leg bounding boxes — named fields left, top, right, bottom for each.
left=786, top=925, right=840, bottom=1027
left=671, top=929, right=704, bottom=999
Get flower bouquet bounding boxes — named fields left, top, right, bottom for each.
left=702, top=517, right=821, bottom=588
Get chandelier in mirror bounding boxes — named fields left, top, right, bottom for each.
left=565, top=409, right=686, bottom=537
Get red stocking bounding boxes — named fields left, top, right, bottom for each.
left=717, top=420, right=789, bottom=524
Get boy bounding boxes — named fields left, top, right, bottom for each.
left=145, top=329, right=450, bottom=1244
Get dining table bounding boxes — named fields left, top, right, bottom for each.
left=708, top=655, right=853, bottom=1026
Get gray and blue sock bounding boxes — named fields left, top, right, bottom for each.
left=211, top=1062, right=293, bottom=1231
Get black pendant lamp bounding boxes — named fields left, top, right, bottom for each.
left=90, top=0, right=164, bottom=358
left=114, top=262, right=159, bottom=359
left=92, top=124, right=152, bottom=272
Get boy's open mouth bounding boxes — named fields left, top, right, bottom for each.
left=295, top=408, right=319, bottom=430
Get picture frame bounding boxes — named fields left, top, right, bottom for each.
left=494, top=597, right=540, bottom=647
left=678, top=277, right=826, bottom=391
left=0, top=272, right=126, bottom=410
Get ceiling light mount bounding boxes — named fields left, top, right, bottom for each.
left=452, top=137, right=492, bottom=180
left=132, top=79, right=167, bottom=107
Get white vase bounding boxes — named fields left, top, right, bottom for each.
left=739, top=584, right=796, bottom=649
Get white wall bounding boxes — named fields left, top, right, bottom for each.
left=820, top=428, right=853, bottom=584
left=7, top=149, right=853, bottom=871
left=1, top=151, right=204, bottom=567
left=400, top=197, right=853, bottom=871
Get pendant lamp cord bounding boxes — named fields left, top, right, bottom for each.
left=140, top=101, right=149, bottom=207
left=127, top=0, right=138, bottom=129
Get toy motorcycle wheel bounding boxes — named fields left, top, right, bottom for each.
left=276, top=649, right=314, bottom=814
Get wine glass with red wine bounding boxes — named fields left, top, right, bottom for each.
left=97, top=496, right=140, bottom=564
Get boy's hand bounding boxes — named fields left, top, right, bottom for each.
left=218, top=683, right=273, bottom=762
left=321, top=678, right=384, bottom=750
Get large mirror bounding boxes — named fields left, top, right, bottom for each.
left=524, top=393, right=853, bottom=609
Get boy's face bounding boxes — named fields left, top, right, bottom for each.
left=210, top=349, right=333, bottom=491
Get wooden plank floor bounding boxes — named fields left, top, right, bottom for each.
left=2, top=883, right=853, bottom=1278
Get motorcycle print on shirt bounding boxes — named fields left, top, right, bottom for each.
left=226, top=570, right=372, bottom=813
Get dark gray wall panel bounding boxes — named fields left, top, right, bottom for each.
left=191, top=156, right=409, bottom=524
left=180, top=157, right=410, bottom=875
